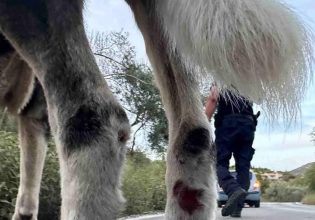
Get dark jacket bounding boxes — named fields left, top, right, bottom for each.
left=214, top=91, right=255, bottom=128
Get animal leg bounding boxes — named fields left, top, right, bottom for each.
left=12, top=114, right=49, bottom=220
left=127, top=1, right=217, bottom=219
left=1, top=33, right=45, bottom=220
left=0, top=1, right=130, bottom=219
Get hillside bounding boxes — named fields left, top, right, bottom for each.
left=289, top=162, right=315, bottom=176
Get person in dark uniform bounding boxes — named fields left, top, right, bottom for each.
left=205, top=85, right=259, bottom=218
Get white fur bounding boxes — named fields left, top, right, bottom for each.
left=0, top=52, right=35, bottom=114
left=57, top=111, right=129, bottom=220
left=12, top=119, right=47, bottom=220
left=165, top=154, right=217, bottom=220
left=156, top=0, right=314, bottom=121
left=17, top=78, right=34, bottom=114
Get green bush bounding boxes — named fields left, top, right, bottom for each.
left=304, top=164, right=315, bottom=192
left=0, top=131, right=19, bottom=219
left=0, top=131, right=61, bottom=220
left=122, top=152, right=166, bottom=216
left=0, top=110, right=17, bottom=133
left=256, top=173, right=270, bottom=194
left=302, top=193, right=315, bottom=205
left=1, top=131, right=168, bottom=219
left=288, top=175, right=307, bottom=188
left=264, top=181, right=306, bottom=202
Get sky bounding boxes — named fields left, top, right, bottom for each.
left=84, top=0, right=315, bottom=171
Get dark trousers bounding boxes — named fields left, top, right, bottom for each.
left=215, top=115, right=256, bottom=197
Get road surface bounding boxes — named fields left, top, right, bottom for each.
left=122, top=203, right=315, bottom=220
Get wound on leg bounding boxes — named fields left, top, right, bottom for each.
left=183, top=127, right=210, bottom=154
left=173, top=180, right=204, bottom=215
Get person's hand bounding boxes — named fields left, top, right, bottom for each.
left=205, top=85, right=219, bottom=120
left=208, top=85, right=219, bottom=102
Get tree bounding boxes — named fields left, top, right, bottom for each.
left=305, top=164, right=315, bottom=192
left=0, top=32, right=169, bottom=155
left=255, top=173, right=270, bottom=194
left=89, top=31, right=168, bottom=155
left=281, top=172, right=296, bottom=182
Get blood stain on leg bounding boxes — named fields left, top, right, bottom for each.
left=173, top=180, right=204, bottom=215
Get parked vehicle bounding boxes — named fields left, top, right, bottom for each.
left=217, top=171, right=261, bottom=208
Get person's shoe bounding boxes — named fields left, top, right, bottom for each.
left=230, top=209, right=242, bottom=218
left=231, top=202, right=244, bottom=218
left=221, top=189, right=246, bottom=217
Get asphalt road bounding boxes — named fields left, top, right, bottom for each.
left=123, top=203, right=315, bottom=220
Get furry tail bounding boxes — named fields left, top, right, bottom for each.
left=156, top=0, right=314, bottom=121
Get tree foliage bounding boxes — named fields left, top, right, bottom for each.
left=264, top=181, right=306, bottom=202
left=255, top=173, right=270, bottom=194
left=252, top=167, right=273, bottom=174
left=0, top=131, right=60, bottom=220
left=280, top=172, right=296, bottom=182
left=304, top=164, right=315, bottom=192
left=122, top=151, right=166, bottom=215
left=1, top=31, right=169, bottom=155
left=89, top=31, right=168, bottom=154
